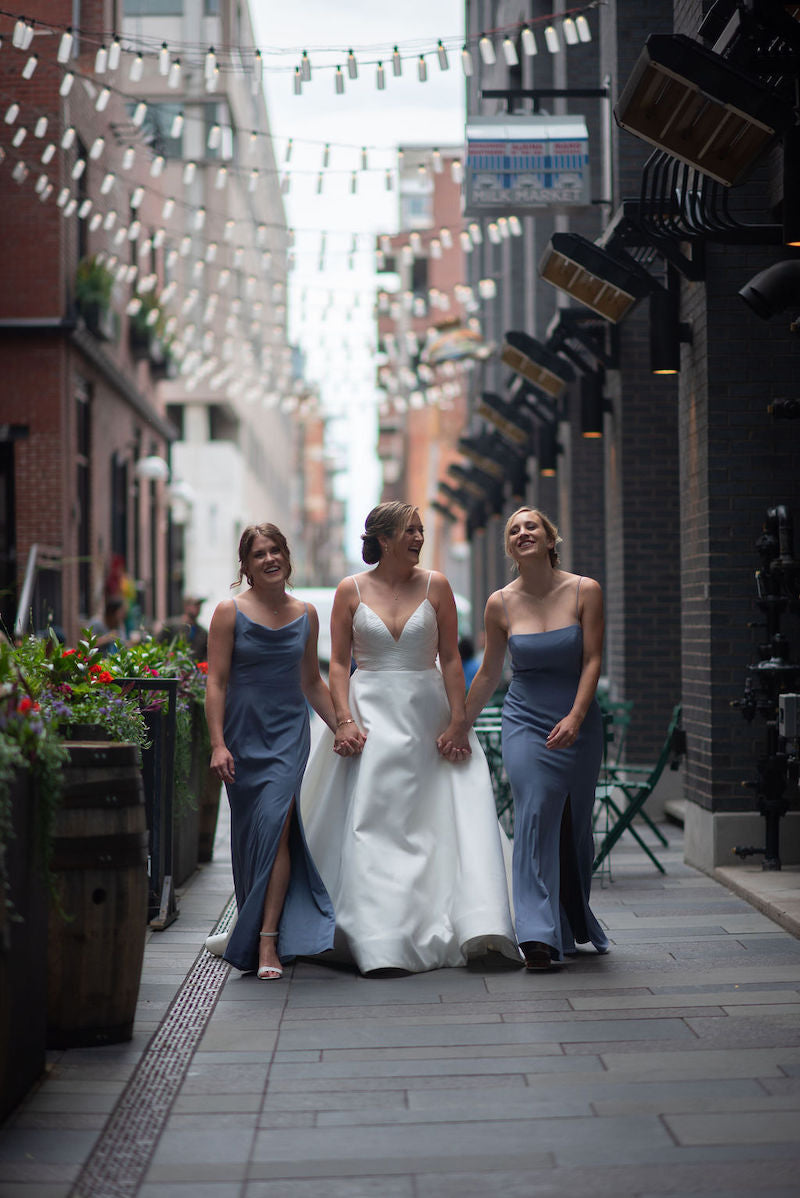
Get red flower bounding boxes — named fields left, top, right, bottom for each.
left=197, top=662, right=208, bottom=674
left=90, top=663, right=103, bottom=675
left=18, top=696, right=39, bottom=713
left=97, top=670, right=114, bottom=684
left=63, top=648, right=77, bottom=657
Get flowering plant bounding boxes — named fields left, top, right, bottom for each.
left=12, top=629, right=149, bottom=749
left=0, top=641, right=70, bottom=913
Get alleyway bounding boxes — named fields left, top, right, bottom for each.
left=2, top=806, right=800, bottom=1198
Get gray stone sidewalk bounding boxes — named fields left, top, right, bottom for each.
left=2, top=804, right=800, bottom=1198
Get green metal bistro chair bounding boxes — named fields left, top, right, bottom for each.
left=473, top=708, right=514, bottom=836
left=592, top=704, right=684, bottom=876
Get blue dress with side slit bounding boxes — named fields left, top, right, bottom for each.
left=222, top=605, right=335, bottom=973
left=502, top=619, right=609, bottom=961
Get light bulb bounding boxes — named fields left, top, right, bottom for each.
left=167, top=58, right=181, bottom=88
left=392, top=46, right=402, bottom=75
left=101, top=172, right=115, bottom=194
left=479, top=35, right=496, bottom=65
left=57, top=29, right=73, bottom=63
left=544, top=25, right=560, bottom=53
left=95, top=45, right=108, bottom=74
left=89, top=136, right=104, bottom=159
left=132, top=102, right=146, bottom=127
left=159, top=42, right=169, bottom=75
left=347, top=49, right=357, bottom=79
left=59, top=72, right=75, bottom=96
left=95, top=88, right=111, bottom=112
left=108, top=38, right=121, bottom=70
left=22, top=54, right=38, bottom=79
left=376, top=61, right=385, bottom=89
left=170, top=112, right=183, bottom=138
left=576, top=15, right=592, bottom=42
left=437, top=40, right=449, bottom=70
left=162, top=197, right=175, bottom=219
left=122, top=146, right=135, bottom=170
left=521, top=26, right=537, bottom=56
left=502, top=37, right=518, bottom=65
left=461, top=46, right=474, bottom=76
left=418, top=55, right=427, bottom=82
left=301, top=50, right=311, bottom=80
left=334, top=65, right=345, bottom=93
left=563, top=18, right=579, bottom=44
left=129, top=54, right=143, bottom=82
left=34, top=116, right=47, bottom=138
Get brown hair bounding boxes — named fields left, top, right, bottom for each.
left=503, top=507, right=561, bottom=568
left=234, top=523, right=292, bottom=587
left=361, top=502, right=417, bottom=565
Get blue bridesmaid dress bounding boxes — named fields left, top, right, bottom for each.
left=222, top=604, right=335, bottom=973
left=501, top=585, right=608, bottom=961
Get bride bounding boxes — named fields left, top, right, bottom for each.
left=301, top=501, right=519, bottom=974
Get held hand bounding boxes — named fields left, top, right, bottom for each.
left=333, top=721, right=367, bottom=757
left=436, top=721, right=472, bottom=764
left=545, top=713, right=582, bottom=750
left=210, top=744, right=235, bottom=784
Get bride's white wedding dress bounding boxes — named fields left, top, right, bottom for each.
left=300, top=573, right=520, bottom=974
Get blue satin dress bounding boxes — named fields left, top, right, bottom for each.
left=501, top=594, right=608, bottom=962
left=222, top=605, right=335, bottom=973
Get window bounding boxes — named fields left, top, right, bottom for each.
left=124, top=0, right=183, bottom=14
left=140, top=103, right=184, bottom=160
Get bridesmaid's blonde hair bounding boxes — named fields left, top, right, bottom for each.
left=503, top=507, right=561, bottom=570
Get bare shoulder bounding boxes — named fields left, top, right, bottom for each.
left=426, top=570, right=454, bottom=600
left=304, top=602, right=320, bottom=628
left=332, top=576, right=360, bottom=614
left=210, top=598, right=237, bottom=628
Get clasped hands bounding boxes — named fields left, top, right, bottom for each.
left=436, top=720, right=471, bottom=764
left=333, top=719, right=367, bottom=757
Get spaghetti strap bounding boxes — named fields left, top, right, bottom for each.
left=425, top=570, right=432, bottom=597
left=576, top=577, right=583, bottom=617
left=352, top=574, right=362, bottom=600
left=500, top=588, right=512, bottom=635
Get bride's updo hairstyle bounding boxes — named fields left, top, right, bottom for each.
left=234, top=522, right=292, bottom=587
left=504, top=506, right=561, bottom=571
left=361, top=501, right=417, bottom=565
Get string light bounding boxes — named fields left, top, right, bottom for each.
left=479, top=35, right=496, bottom=65
left=451, top=159, right=464, bottom=184
left=89, top=136, right=105, bottom=159
left=60, top=125, right=75, bottom=150
left=95, top=45, right=108, bottom=74
left=22, top=55, right=38, bottom=79
left=150, top=155, right=165, bottom=177
left=334, top=65, right=345, bottom=93
left=41, top=143, right=55, bottom=164
left=418, top=54, right=427, bottom=82
left=576, top=15, right=592, bottom=41
left=129, top=53, right=144, bottom=82
left=293, top=68, right=302, bottom=94
left=392, top=46, right=402, bottom=76
left=376, top=61, right=385, bottom=89
left=122, top=146, right=135, bottom=170
left=461, top=45, right=474, bottom=76
left=170, top=112, right=184, bottom=138
left=12, top=128, right=26, bottom=147
left=508, top=215, right=523, bottom=236
left=437, top=40, right=449, bottom=70
left=95, top=88, right=111, bottom=112
left=131, top=186, right=145, bottom=209
left=544, top=25, right=560, bottom=53
left=57, top=29, right=73, bottom=63
left=132, top=102, right=147, bottom=127
left=34, top=116, right=48, bottom=138
left=168, top=58, right=182, bottom=88
left=108, top=37, right=121, bottom=71
left=100, top=172, right=115, bottom=194
left=158, top=42, right=170, bottom=75
left=59, top=72, right=75, bottom=97
left=301, top=50, right=311, bottom=81
left=347, top=49, right=358, bottom=79
left=502, top=36, right=518, bottom=65
left=562, top=18, right=579, bottom=44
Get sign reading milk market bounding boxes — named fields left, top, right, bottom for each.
left=465, top=115, right=590, bottom=215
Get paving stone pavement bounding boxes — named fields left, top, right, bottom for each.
left=2, top=801, right=800, bottom=1198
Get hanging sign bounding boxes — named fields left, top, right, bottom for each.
left=464, top=114, right=590, bottom=215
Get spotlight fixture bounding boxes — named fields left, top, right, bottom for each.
left=457, top=434, right=508, bottom=479
left=539, top=233, right=655, bottom=323
left=448, top=461, right=499, bottom=501
left=438, top=480, right=474, bottom=513
left=783, top=126, right=800, bottom=247
left=538, top=422, right=560, bottom=477
left=649, top=271, right=693, bottom=374
left=477, top=392, right=533, bottom=447
left=614, top=34, right=792, bottom=187
left=500, top=331, right=574, bottom=398
left=431, top=500, right=458, bottom=522
left=738, top=259, right=800, bottom=318
left=580, top=372, right=607, bottom=438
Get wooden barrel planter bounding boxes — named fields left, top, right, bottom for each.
left=0, top=768, right=49, bottom=1122
left=47, top=742, right=149, bottom=1048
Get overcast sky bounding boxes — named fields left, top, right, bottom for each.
left=256, top=0, right=465, bottom=562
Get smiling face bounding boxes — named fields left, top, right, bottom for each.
left=246, top=534, right=289, bottom=585
left=505, top=508, right=556, bottom=566
left=384, top=510, right=424, bottom=566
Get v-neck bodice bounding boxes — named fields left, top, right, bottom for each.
left=352, top=597, right=439, bottom=672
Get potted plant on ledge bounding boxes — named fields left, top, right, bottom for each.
left=74, top=255, right=116, bottom=342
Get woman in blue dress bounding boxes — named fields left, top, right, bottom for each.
left=205, top=523, right=342, bottom=980
left=465, top=507, right=609, bottom=970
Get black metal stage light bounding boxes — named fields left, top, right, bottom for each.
left=431, top=500, right=458, bottom=522
left=738, top=259, right=800, bottom=317
left=649, top=276, right=693, bottom=374
left=538, top=422, right=560, bottom=477
left=500, top=331, right=574, bottom=398
left=614, top=34, right=792, bottom=188
left=580, top=373, right=606, bottom=438
left=539, top=233, right=655, bottom=323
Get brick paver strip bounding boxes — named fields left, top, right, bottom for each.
left=68, top=900, right=235, bottom=1198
